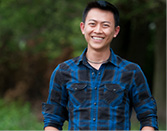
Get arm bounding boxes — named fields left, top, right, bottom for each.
left=141, top=126, right=155, bottom=131
left=42, top=65, right=68, bottom=130
left=130, top=65, right=158, bottom=130
left=45, top=126, right=59, bottom=131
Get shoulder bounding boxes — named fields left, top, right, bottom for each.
left=116, top=55, right=142, bottom=72
left=53, top=56, right=80, bottom=72
left=50, top=56, right=80, bottom=85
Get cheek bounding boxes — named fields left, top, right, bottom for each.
left=106, top=30, right=115, bottom=37
left=105, top=32, right=115, bottom=42
left=84, top=34, right=91, bottom=41
left=85, top=26, right=93, bottom=34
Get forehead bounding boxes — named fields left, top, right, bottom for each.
left=85, top=8, right=114, bottom=22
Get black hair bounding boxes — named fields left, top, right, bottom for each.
left=82, top=1, right=119, bottom=27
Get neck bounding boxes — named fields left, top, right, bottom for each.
left=87, top=59, right=108, bottom=64
left=86, top=48, right=110, bottom=62
left=86, top=48, right=110, bottom=70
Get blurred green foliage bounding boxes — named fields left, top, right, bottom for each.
left=0, top=0, right=165, bottom=59
left=0, top=0, right=88, bottom=60
left=0, top=0, right=166, bottom=130
left=0, top=99, right=43, bottom=130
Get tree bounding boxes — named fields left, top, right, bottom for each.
left=0, top=0, right=166, bottom=127
left=153, top=13, right=166, bottom=122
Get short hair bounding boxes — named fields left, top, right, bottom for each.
left=82, top=1, right=119, bottom=27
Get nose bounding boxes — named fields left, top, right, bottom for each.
left=94, top=24, right=102, bottom=33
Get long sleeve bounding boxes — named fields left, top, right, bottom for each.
left=130, top=65, right=158, bottom=130
left=42, top=65, right=68, bottom=130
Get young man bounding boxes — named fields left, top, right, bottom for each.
left=42, top=1, right=158, bottom=130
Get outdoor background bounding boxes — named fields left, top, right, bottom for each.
left=0, top=0, right=166, bottom=130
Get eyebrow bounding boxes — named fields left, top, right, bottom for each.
left=88, top=19, right=111, bottom=24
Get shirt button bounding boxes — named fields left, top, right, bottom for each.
left=113, top=89, right=116, bottom=91
left=94, top=103, right=97, bottom=105
left=95, top=87, right=97, bottom=90
left=98, top=72, right=101, bottom=75
left=93, top=118, right=96, bottom=121
left=92, top=72, right=95, bottom=75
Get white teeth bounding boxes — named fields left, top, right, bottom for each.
left=92, top=37, right=103, bottom=40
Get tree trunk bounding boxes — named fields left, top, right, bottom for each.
left=153, top=17, right=166, bottom=122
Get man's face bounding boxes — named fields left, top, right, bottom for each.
left=80, top=8, right=120, bottom=51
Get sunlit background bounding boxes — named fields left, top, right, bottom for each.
left=0, top=0, right=166, bottom=130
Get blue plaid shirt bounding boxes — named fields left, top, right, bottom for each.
left=42, top=48, right=158, bottom=130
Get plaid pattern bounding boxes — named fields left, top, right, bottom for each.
left=42, top=48, right=158, bottom=130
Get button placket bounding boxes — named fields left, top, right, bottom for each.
left=91, top=70, right=99, bottom=124
left=93, top=85, right=97, bottom=123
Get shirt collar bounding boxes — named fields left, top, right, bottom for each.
left=108, top=48, right=120, bottom=67
left=76, top=48, right=87, bottom=65
left=76, top=48, right=120, bottom=67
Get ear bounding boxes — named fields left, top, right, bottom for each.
left=80, top=22, right=85, bottom=35
left=113, top=26, right=120, bottom=38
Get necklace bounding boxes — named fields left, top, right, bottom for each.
left=87, top=58, right=108, bottom=64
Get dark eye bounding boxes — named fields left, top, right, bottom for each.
left=89, top=23, right=96, bottom=26
left=103, top=24, right=110, bottom=27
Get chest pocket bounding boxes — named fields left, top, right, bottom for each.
left=102, top=84, right=126, bottom=106
left=67, top=83, right=91, bottom=104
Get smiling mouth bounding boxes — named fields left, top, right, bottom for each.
left=92, top=36, right=104, bottom=40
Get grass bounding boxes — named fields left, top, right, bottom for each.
left=0, top=99, right=43, bottom=130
